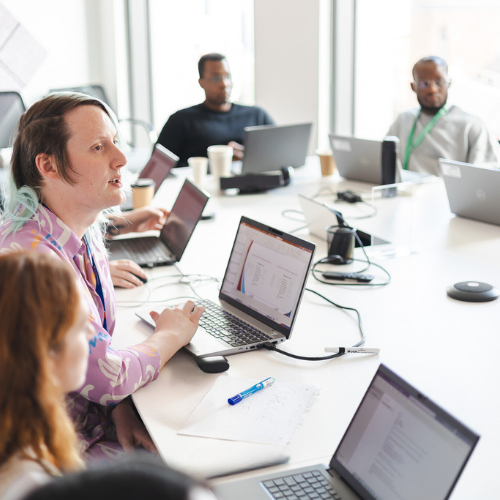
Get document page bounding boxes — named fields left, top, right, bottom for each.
left=178, top=377, right=320, bottom=446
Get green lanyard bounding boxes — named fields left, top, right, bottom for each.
left=403, top=105, right=450, bottom=170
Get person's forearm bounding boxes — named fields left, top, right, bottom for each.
left=139, top=330, right=187, bottom=370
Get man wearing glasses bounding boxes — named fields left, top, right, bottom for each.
left=387, top=56, right=500, bottom=176
left=157, top=53, right=274, bottom=167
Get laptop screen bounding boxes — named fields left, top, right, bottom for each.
left=219, top=217, right=315, bottom=337
left=159, top=179, right=209, bottom=261
left=331, top=364, right=479, bottom=500
left=139, top=144, right=178, bottom=195
left=241, top=123, right=312, bottom=174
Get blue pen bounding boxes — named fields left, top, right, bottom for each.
left=228, top=377, right=275, bottom=405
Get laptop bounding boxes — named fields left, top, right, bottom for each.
left=329, top=134, right=429, bottom=184
left=298, top=194, right=390, bottom=247
left=108, top=179, right=209, bottom=267
left=121, top=143, right=178, bottom=211
left=213, top=363, right=479, bottom=500
left=239, top=123, right=313, bottom=174
left=137, top=216, right=316, bottom=358
left=439, top=159, right=500, bottom=226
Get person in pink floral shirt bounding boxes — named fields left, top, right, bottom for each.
left=0, top=92, right=204, bottom=461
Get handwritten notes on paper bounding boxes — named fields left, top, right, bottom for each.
left=178, top=377, right=320, bottom=446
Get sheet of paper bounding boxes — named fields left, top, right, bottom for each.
left=178, top=377, right=320, bottom=446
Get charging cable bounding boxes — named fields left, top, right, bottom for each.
left=263, top=287, right=367, bottom=361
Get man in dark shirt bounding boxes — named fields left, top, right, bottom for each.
left=156, top=53, right=274, bottom=167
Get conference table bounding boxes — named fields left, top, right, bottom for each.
left=111, top=158, right=500, bottom=499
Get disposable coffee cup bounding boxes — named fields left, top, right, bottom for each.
left=316, top=149, right=336, bottom=176
left=207, top=145, right=233, bottom=179
left=131, top=178, right=155, bottom=209
left=188, top=157, right=208, bottom=185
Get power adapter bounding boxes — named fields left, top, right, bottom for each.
left=337, top=190, right=362, bottom=203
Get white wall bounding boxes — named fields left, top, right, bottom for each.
left=1, top=0, right=120, bottom=112
left=1, top=0, right=89, bottom=106
left=254, top=0, right=321, bottom=153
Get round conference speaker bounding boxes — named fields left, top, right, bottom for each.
left=446, top=281, right=500, bottom=302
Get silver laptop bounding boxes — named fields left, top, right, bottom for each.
left=121, top=143, right=178, bottom=211
left=240, top=123, right=312, bottom=174
left=213, top=363, right=479, bottom=500
left=329, top=134, right=429, bottom=184
left=109, top=179, right=209, bottom=267
left=137, top=216, right=316, bottom=358
left=298, top=194, right=390, bottom=247
left=439, top=159, right=500, bottom=226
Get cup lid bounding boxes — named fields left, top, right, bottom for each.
left=131, top=178, right=155, bottom=188
left=207, top=145, right=233, bottom=154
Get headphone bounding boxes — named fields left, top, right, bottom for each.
left=325, top=209, right=356, bottom=265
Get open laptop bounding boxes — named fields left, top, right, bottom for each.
left=121, top=143, right=178, bottom=211
left=329, top=134, right=429, bottom=184
left=238, top=123, right=313, bottom=174
left=439, top=159, right=500, bottom=226
left=298, top=194, right=390, bottom=248
left=213, top=363, right=479, bottom=500
left=108, top=179, right=209, bottom=267
left=137, top=216, right=316, bottom=358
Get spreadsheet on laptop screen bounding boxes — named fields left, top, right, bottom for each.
left=220, top=221, right=313, bottom=330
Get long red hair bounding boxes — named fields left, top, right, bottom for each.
left=0, top=252, right=83, bottom=471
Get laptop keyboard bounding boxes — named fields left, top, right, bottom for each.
left=196, top=299, right=272, bottom=347
left=262, top=470, right=342, bottom=500
left=120, top=238, right=173, bottom=264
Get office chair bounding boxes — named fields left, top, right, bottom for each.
left=0, top=91, right=26, bottom=149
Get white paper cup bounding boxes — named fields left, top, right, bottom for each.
left=188, top=157, right=208, bottom=185
left=131, top=178, right=155, bottom=209
left=208, top=145, right=233, bottom=179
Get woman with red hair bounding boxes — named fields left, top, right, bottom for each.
left=0, top=252, right=216, bottom=500
left=0, top=252, right=91, bottom=498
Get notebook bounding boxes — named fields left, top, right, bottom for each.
left=108, top=179, right=209, bottom=267
left=439, top=159, right=500, bottom=226
left=136, top=216, right=316, bottom=358
left=121, top=143, right=178, bottom=211
left=239, top=123, right=313, bottom=174
left=329, top=134, right=429, bottom=184
left=213, top=363, right=479, bottom=500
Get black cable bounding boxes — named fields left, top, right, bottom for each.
left=311, top=257, right=391, bottom=287
left=316, top=207, right=392, bottom=286
left=263, top=287, right=366, bottom=361
left=310, top=186, right=377, bottom=219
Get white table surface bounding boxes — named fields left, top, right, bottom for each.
left=111, top=158, right=500, bottom=499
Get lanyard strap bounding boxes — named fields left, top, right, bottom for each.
left=83, top=235, right=108, bottom=332
left=403, top=105, right=450, bottom=170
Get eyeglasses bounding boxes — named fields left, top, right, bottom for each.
left=205, top=74, right=232, bottom=84
left=414, top=79, right=451, bottom=89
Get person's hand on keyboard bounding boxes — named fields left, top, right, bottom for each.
left=140, top=301, right=205, bottom=369
left=107, top=207, right=169, bottom=236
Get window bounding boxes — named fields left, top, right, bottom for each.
left=148, top=0, right=254, bottom=133
left=354, top=0, right=500, bottom=141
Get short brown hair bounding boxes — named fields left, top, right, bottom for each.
left=0, top=252, right=83, bottom=471
left=11, top=92, right=110, bottom=192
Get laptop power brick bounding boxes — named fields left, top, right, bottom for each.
left=337, top=190, right=362, bottom=203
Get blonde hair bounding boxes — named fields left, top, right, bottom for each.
left=0, top=252, right=84, bottom=471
